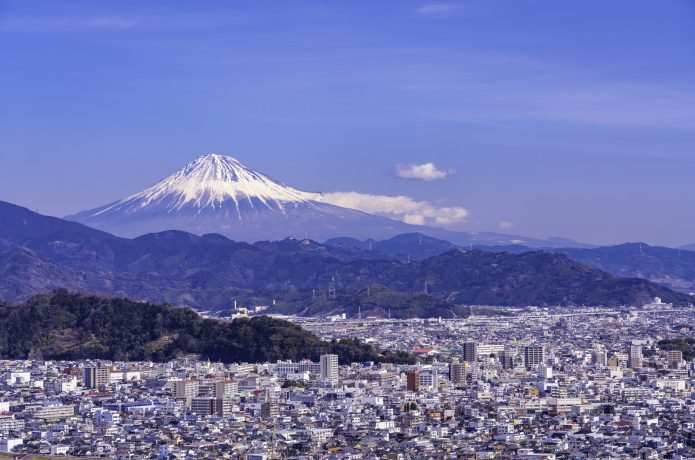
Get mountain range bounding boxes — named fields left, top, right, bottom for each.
left=337, top=234, right=695, bottom=293
left=66, top=153, right=584, bottom=248
left=0, top=200, right=692, bottom=316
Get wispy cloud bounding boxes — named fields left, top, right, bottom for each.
left=0, top=11, right=266, bottom=33
left=415, top=3, right=466, bottom=16
left=310, top=191, right=469, bottom=226
left=394, top=162, right=455, bottom=181
left=1, top=15, right=143, bottom=32
left=420, top=81, right=695, bottom=130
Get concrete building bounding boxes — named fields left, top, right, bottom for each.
left=524, top=345, right=545, bottom=370
left=463, top=342, right=477, bottom=363
left=320, top=354, right=339, bottom=384
left=629, top=345, right=643, bottom=369
left=84, top=366, right=110, bottom=389
left=406, top=369, right=420, bottom=392
left=449, top=361, right=465, bottom=385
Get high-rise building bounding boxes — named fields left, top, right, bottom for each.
left=320, top=354, right=339, bottom=384
left=524, top=345, right=545, bottom=370
left=666, top=350, right=683, bottom=368
left=463, top=342, right=477, bottom=363
left=83, top=366, right=110, bottom=390
left=629, top=345, right=643, bottom=369
left=592, top=349, right=608, bottom=367
left=171, top=380, right=199, bottom=400
left=406, top=369, right=420, bottom=392
left=499, top=351, right=515, bottom=370
left=449, top=362, right=465, bottom=385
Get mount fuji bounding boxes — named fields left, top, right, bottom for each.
left=67, top=154, right=580, bottom=246
left=67, top=154, right=415, bottom=241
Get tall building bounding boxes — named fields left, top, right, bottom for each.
left=320, top=354, right=339, bottom=384
left=406, top=369, right=420, bottom=392
left=629, top=345, right=643, bottom=369
left=666, top=350, right=683, bottom=368
left=83, top=366, right=110, bottom=390
left=463, top=342, right=477, bottom=363
left=524, top=345, right=545, bottom=370
left=171, top=380, right=199, bottom=400
left=592, top=349, right=608, bottom=367
left=449, top=361, right=465, bottom=385
left=499, top=350, right=515, bottom=370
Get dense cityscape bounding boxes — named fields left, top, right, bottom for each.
left=0, top=298, right=692, bottom=459
left=3, top=1, right=695, bottom=459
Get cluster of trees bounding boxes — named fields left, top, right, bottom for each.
left=0, top=290, right=415, bottom=364
left=658, top=338, right=695, bottom=361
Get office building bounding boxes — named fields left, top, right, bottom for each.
left=524, top=345, right=545, bottom=370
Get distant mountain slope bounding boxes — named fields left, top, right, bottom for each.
left=329, top=234, right=695, bottom=293
left=65, top=154, right=583, bottom=247
left=0, top=290, right=413, bottom=363
left=680, top=244, right=695, bottom=252
left=0, top=200, right=115, bottom=249
left=326, top=233, right=460, bottom=260
left=556, top=243, right=695, bottom=292
left=1, top=202, right=691, bottom=312
left=409, top=249, right=687, bottom=307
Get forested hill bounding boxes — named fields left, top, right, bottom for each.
left=0, top=290, right=414, bottom=364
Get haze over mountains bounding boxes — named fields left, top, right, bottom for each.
left=1, top=200, right=693, bottom=317
left=334, top=234, right=695, bottom=293
left=67, top=154, right=582, bottom=248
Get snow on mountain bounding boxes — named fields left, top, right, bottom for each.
left=67, top=154, right=416, bottom=241
left=66, top=153, right=585, bottom=247
left=91, top=154, right=311, bottom=217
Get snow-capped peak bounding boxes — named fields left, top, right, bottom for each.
left=93, top=154, right=311, bottom=216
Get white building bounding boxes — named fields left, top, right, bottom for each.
left=419, top=370, right=439, bottom=390
left=3, top=372, right=30, bottom=386
left=0, top=438, right=23, bottom=453
left=320, top=354, right=339, bottom=384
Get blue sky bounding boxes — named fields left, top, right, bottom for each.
left=1, top=0, right=694, bottom=246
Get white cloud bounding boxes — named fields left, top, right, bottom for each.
left=499, top=221, right=514, bottom=230
left=394, top=162, right=455, bottom=181
left=310, top=191, right=469, bottom=227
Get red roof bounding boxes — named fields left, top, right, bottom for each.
left=412, top=348, right=435, bottom=354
